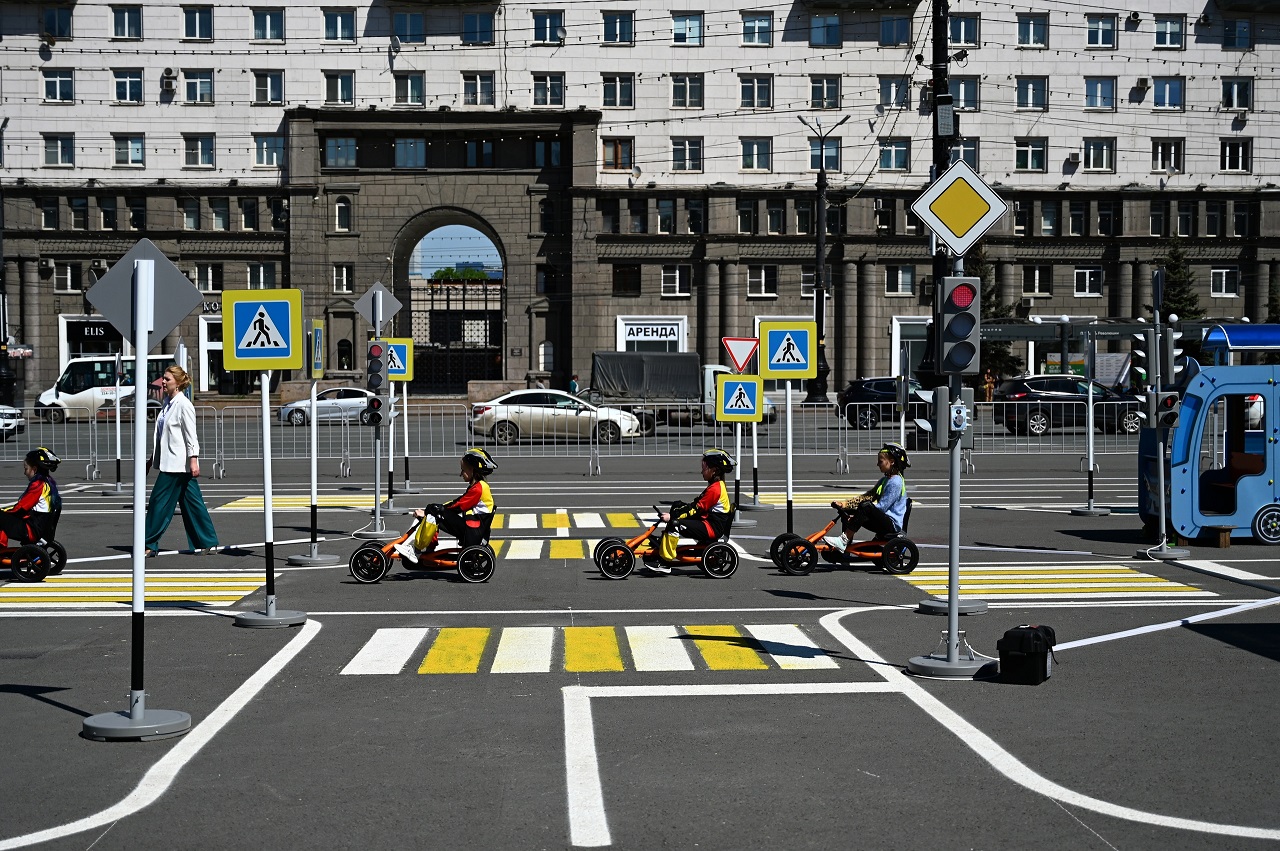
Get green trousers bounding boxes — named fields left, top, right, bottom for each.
left=145, top=471, right=218, bottom=553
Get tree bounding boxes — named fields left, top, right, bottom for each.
left=430, top=267, right=490, bottom=281
left=964, top=243, right=1024, bottom=380
left=1153, top=236, right=1205, bottom=364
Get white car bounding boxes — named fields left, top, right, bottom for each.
left=0, top=405, right=26, bottom=442
left=469, top=389, right=641, bottom=445
left=277, top=387, right=397, bottom=426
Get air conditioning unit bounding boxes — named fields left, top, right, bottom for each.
left=1021, top=297, right=1038, bottom=307
left=39, top=258, right=54, bottom=271
left=1198, top=13, right=1211, bottom=26
left=1012, top=201, right=1022, bottom=212
left=1128, top=11, right=1141, bottom=22
left=160, top=68, right=177, bottom=92
left=1067, top=151, right=1082, bottom=164
left=1136, top=77, right=1151, bottom=90
left=91, top=258, right=107, bottom=271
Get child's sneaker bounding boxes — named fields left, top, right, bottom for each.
left=392, top=541, right=419, bottom=564
left=642, top=555, right=672, bottom=574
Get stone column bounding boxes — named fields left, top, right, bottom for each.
left=997, top=262, right=1015, bottom=310
left=1135, top=262, right=1152, bottom=319
left=21, top=260, right=39, bottom=404
left=835, top=261, right=855, bottom=389
left=721, top=262, right=739, bottom=340
left=700, top=261, right=719, bottom=363
left=1116, top=261, right=1133, bottom=322
left=1250, top=261, right=1268, bottom=322
left=857, top=260, right=875, bottom=378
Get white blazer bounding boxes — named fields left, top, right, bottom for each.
left=152, top=392, right=200, bottom=473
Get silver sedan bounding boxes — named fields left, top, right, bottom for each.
left=469, top=389, right=641, bottom=445
left=278, top=387, right=385, bottom=426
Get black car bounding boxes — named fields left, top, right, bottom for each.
left=836, top=376, right=929, bottom=429
left=993, top=375, right=1141, bottom=436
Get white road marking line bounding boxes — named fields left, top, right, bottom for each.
left=505, top=539, right=543, bottom=560
left=1054, top=595, right=1280, bottom=651
left=743, top=624, right=838, bottom=670
left=1179, top=559, right=1272, bottom=581
left=573, top=513, right=605, bottom=528
left=340, top=627, right=430, bottom=675
left=508, top=513, right=538, bottom=529
left=623, top=626, right=694, bottom=672
left=491, top=626, right=555, bottom=673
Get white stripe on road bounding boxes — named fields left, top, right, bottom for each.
left=743, top=624, right=839, bottom=670
left=505, top=539, right=543, bottom=560
left=1179, top=559, right=1272, bottom=581
left=340, top=627, right=429, bottom=675
left=573, top=513, right=605, bottom=528
left=508, top=513, right=538, bottom=529
left=622, top=625, right=694, bottom=671
left=491, top=626, right=555, bottom=673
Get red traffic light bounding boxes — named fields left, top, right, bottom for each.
left=368, top=343, right=384, bottom=358
left=367, top=396, right=384, bottom=410
left=1159, top=395, right=1178, bottom=410
left=948, top=282, right=977, bottom=309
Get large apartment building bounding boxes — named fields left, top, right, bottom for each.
left=0, top=0, right=1274, bottom=397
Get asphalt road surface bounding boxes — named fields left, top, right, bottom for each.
left=2, top=452, right=1278, bottom=850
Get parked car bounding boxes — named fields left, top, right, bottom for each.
left=469, top=389, right=641, bottom=445
left=277, top=387, right=394, bottom=426
left=836, top=377, right=929, bottom=429
left=0, top=405, right=26, bottom=441
left=993, top=375, right=1141, bottom=435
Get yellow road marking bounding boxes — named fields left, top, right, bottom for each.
left=684, top=625, right=769, bottom=670
left=548, top=539, right=585, bottom=559
left=543, top=513, right=569, bottom=528
left=563, top=626, right=624, bottom=672
left=419, top=627, right=490, bottom=674
left=490, top=515, right=505, bottom=529
left=606, top=513, right=640, bottom=528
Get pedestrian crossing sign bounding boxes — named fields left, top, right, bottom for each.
left=716, top=374, right=763, bottom=423
left=384, top=337, right=414, bottom=381
left=222, top=289, right=303, bottom=371
left=758, top=320, right=816, bottom=379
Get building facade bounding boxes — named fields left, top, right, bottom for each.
left=0, top=0, right=1275, bottom=398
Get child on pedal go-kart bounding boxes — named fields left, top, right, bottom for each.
left=0, top=447, right=62, bottom=548
left=393, top=447, right=497, bottom=564
left=644, top=448, right=734, bottom=574
left=830, top=442, right=909, bottom=551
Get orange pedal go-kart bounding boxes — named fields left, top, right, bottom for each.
left=348, top=515, right=496, bottom=584
left=770, top=500, right=918, bottom=576
left=594, top=504, right=739, bottom=580
left=3, top=506, right=67, bottom=583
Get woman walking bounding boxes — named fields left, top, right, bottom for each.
left=144, top=365, right=218, bottom=556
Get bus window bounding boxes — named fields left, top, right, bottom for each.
left=58, top=362, right=94, bottom=394
left=1196, top=394, right=1265, bottom=515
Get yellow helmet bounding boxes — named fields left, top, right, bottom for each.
left=701, top=447, right=735, bottom=473
left=463, top=447, right=498, bottom=472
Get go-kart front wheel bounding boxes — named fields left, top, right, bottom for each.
left=769, top=533, right=799, bottom=567
left=457, top=545, right=495, bottom=583
left=877, top=538, right=920, bottom=575
left=596, top=544, right=635, bottom=580
left=593, top=537, right=625, bottom=563
left=780, top=539, right=819, bottom=576
left=11, top=544, right=51, bottom=583
left=699, top=542, right=739, bottom=579
left=349, top=544, right=390, bottom=584
left=41, top=540, right=67, bottom=576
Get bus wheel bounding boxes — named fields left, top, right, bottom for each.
left=1252, top=504, right=1280, bottom=545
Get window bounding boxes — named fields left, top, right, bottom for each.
left=1176, top=201, right=1195, bottom=237
left=1222, top=78, right=1252, bottom=110
left=740, top=76, right=772, bottom=108
left=1074, top=267, right=1103, bottom=296
left=879, top=138, right=909, bottom=171
left=44, top=134, right=74, bottom=166
left=464, top=73, right=495, bottom=106
left=1083, top=138, right=1115, bottom=171
left=114, top=69, right=143, bottom=103
left=742, top=13, right=771, bottom=45
left=1015, top=138, right=1047, bottom=171
left=1097, top=201, right=1121, bottom=236
left=661, top=265, right=692, bottom=297
left=255, top=134, right=284, bottom=167
left=395, top=138, right=426, bottom=168
left=242, top=198, right=259, bottom=230
left=878, top=15, right=907, bottom=46
left=533, top=74, right=564, bottom=106
left=685, top=199, right=705, bottom=234
left=672, top=75, right=703, bottom=108
left=1084, top=78, right=1115, bottom=110
left=253, top=9, right=283, bottom=40
left=795, top=200, right=813, bottom=235
left=737, top=200, right=758, bottom=234
left=1041, top=203, right=1058, bottom=236
left=465, top=140, right=494, bottom=167
left=673, top=14, right=703, bottom=45
left=1224, top=19, right=1251, bottom=49
left=40, top=198, right=58, bottom=230
left=879, top=77, right=909, bottom=108
left=950, top=139, right=978, bottom=168
left=1069, top=202, right=1086, bottom=236
left=114, top=134, right=145, bottom=166
left=534, top=137, right=561, bottom=167
left=1086, top=15, right=1115, bottom=48
left=1154, top=16, right=1182, bottom=48
left=533, top=11, right=564, bottom=42
left=127, top=197, right=146, bottom=229
left=740, top=138, right=771, bottom=171
left=210, top=197, right=229, bottom=230
left=801, top=266, right=833, bottom=298
left=612, top=265, right=640, bottom=296
left=324, top=137, right=357, bottom=168
left=194, top=263, right=223, bottom=292
left=603, top=74, right=634, bottom=108
left=1221, top=139, right=1252, bottom=172
left=1211, top=268, right=1241, bottom=297
left=44, top=70, right=73, bottom=103
left=747, top=266, right=778, bottom=297
left=950, top=77, right=978, bottom=110
left=767, top=201, right=784, bottom=234
left=885, top=266, right=915, bottom=296
left=100, top=197, right=118, bottom=230
left=1149, top=201, right=1167, bottom=236
left=810, top=138, right=840, bottom=171
left=599, top=199, right=619, bottom=233
left=874, top=198, right=893, bottom=233
left=254, top=71, right=283, bottom=105
left=324, top=10, right=355, bottom=41
left=463, top=13, right=494, bottom=44
left=657, top=199, right=675, bottom=234
left=1152, top=139, right=1183, bottom=173
left=394, top=12, right=424, bottom=43
left=325, top=72, right=354, bottom=105
left=602, top=138, right=633, bottom=170
left=603, top=12, right=633, bottom=44
left=1235, top=202, right=1255, bottom=237
left=183, top=6, right=213, bottom=39
left=1206, top=200, right=1225, bottom=237
left=183, top=199, right=200, bottom=230
left=825, top=204, right=845, bottom=236
left=43, top=7, right=72, bottom=40
left=248, top=263, right=276, bottom=289
left=113, top=6, right=142, bottom=39
left=185, top=70, right=213, bottom=104
left=395, top=73, right=424, bottom=106
left=811, top=76, right=839, bottom=109
left=1017, top=77, right=1047, bottom=110
left=1017, top=14, right=1047, bottom=47
left=334, top=197, right=351, bottom=231
left=949, top=14, right=978, bottom=46
left=271, top=197, right=289, bottom=229
left=54, top=263, right=82, bottom=293
left=69, top=197, right=87, bottom=230
left=1153, top=77, right=1183, bottom=110
left=1023, top=266, right=1052, bottom=296
left=333, top=264, right=354, bottom=294
left=184, top=134, right=214, bottom=167
left=665, top=137, right=701, bottom=172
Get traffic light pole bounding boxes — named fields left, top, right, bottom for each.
left=1139, top=306, right=1189, bottom=560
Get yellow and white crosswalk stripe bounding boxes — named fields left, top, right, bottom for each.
left=902, top=564, right=1212, bottom=598
left=340, top=623, right=841, bottom=675
left=0, top=572, right=267, bottom=607
left=757, top=492, right=866, bottom=506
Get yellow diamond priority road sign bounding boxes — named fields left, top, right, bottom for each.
left=909, top=160, right=1009, bottom=256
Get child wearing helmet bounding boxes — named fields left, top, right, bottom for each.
left=831, top=442, right=909, bottom=548
left=393, top=447, right=497, bottom=564
left=0, top=448, right=62, bottom=548
left=645, top=448, right=735, bottom=574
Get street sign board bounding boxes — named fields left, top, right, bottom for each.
left=384, top=337, right=414, bottom=381
left=353, top=281, right=403, bottom=333
left=716, top=374, right=764, bottom=423
left=722, top=337, right=759, bottom=373
left=222, top=289, right=304, bottom=370
left=758, top=320, right=817, bottom=380
left=909, top=160, right=1009, bottom=256
left=85, top=239, right=203, bottom=344
left=308, top=319, right=326, bottom=380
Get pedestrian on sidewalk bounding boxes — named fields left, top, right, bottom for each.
left=144, top=365, right=219, bottom=556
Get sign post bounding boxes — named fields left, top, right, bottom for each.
left=759, top=321, right=816, bottom=533
left=385, top=338, right=419, bottom=494
left=100, top=353, right=131, bottom=496
left=353, top=284, right=401, bottom=541
left=288, top=319, right=340, bottom=567
left=720, top=336, right=773, bottom=512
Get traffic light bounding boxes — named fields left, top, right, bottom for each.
left=367, top=339, right=386, bottom=393
left=1155, top=391, right=1181, bottom=428
left=1163, top=327, right=1185, bottom=382
left=936, top=276, right=982, bottom=375
left=364, top=394, right=386, bottom=427
left=1131, top=328, right=1158, bottom=423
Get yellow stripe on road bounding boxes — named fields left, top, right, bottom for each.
left=563, top=626, right=625, bottom=672
left=902, top=564, right=1211, bottom=598
left=543, top=513, right=570, bottom=528
left=683, top=625, right=769, bottom=670
left=606, top=513, right=641, bottom=528
left=548, top=539, right=586, bottom=559
left=0, top=572, right=266, bottom=607
left=418, top=627, right=491, bottom=674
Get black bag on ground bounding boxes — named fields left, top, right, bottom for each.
left=997, top=624, right=1057, bottom=685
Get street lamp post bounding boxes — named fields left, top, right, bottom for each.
left=799, top=114, right=848, bottom=405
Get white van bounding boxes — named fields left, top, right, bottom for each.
left=35, top=354, right=173, bottom=423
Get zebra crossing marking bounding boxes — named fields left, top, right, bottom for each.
left=901, top=564, right=1212, bottom=598
left=548, top=539, right=586, bottom=560
left=419, top=627, right=490, bottom=674
left=0, top=572, right=266, bottom=607
left=340, top=627, right=429, bottom=675
left=492, top=626, right=555, bottom=674
left=624, top=625, right=695, bottom=671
